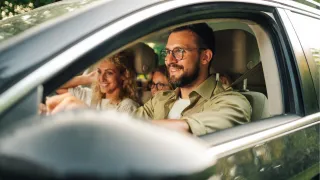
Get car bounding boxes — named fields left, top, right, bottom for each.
left=0, top=0, right=319, bottom=179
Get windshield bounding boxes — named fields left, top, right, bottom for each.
left=0, top=0, right=103, bottom=43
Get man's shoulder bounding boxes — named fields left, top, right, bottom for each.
left=215, top=89, right=244, bottom=96
left=153, top=90, right=175, bottom=100
left=212, top=90, right=251, bottom=106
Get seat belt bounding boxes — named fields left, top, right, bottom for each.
left=230, top=62, right=262, bottom=87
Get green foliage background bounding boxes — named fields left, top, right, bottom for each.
left=1, top=0, right=319, bottom=20
left=0, top=0, right=61, bottom=20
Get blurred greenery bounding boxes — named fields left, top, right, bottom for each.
left=1, top=0, right=320, bottom=20
left=0, top=0, right=99, bottom=42
left=294, top=0, right=320, bottom=8
left=0, top=0, right=61, bottom=20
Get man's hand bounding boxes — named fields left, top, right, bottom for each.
left=46, top=93, right=88, bottom=114
left=152, top=119, right=191, bottom=134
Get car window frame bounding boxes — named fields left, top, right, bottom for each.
left=0, top=1, right=302, bottom=122
left=0, top=1, right=312, bottom=127
left=42, top=2, right=299, bottom=115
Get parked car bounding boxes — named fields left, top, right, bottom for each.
left=0, top=0, right=319, bottom=179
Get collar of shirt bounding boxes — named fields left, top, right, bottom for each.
left=191, top=75, right=217, bottom=100
left=170, top=75, right=218, bottom=101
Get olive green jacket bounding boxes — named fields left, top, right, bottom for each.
left=134, top=75, right=252, bottom=136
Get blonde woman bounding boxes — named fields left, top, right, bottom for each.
left=56, top=51, right=139, bottom=113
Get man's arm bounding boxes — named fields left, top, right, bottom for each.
left=152, top=119, right=190, bottom=133
left=133, top=97, right=155, bottom=120
left=182, top=92, right=252, bottom=136
left=46, top=94, right=190, bottom=133
left=46, top=92, right=251, bottom=136
left=56, top=71, right=96, bottom=94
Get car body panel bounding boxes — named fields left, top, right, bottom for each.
left=207, top=122, right=319, bottom=179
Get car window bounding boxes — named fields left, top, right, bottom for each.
left=289, top=12, right=320, bottom=105
left=52, top=19, right=278, bottom=121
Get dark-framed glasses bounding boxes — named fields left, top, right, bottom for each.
left=149, top=82, right=169, bottom=90
left=160, top=47, right=205, bottom=61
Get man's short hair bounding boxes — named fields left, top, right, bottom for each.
left=171, top=23, right=216, bottom=55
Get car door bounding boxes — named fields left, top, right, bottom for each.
left=0, top=0, right=318, bottom=179
left=200, top=2, right=320, bottom=180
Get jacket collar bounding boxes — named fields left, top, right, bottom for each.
left=171, top=75, right=217, bottom=101
left=192, top=75, right=216, bottom=100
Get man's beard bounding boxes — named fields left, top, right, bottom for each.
left=168, top=60, right=200, bottom=88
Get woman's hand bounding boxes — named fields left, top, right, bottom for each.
left=57, top=70, right=97, bottom=93
left=38, top=103, right=48, bottom=115
left=46, top=93, right=88, bottom=114
left=85, top=71, right=97, bottom=84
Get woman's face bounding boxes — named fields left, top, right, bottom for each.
left=97, top=60, right=123, bottom=94
left=150, top=71, right=171, bottom=96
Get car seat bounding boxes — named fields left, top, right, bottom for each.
left=211, top=29, right=270, bottom=121
left=130, top=42, right=156, bottom=104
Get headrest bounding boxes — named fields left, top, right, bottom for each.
left=210, top=29, right=260, bottom=74
left=130, top=42, right=157, bottom=74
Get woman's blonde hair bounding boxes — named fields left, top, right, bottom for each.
left=91, top=50, right=138, bottom=106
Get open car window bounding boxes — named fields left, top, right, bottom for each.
left=0, top=1, right=304, bottom=134
left=45, top=18, right=282, bottom=125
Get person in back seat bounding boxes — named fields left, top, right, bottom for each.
left=47, top=23, right=252, bottom=136
left=52, top=51, right=139, bottom=113
left=149, top=65, right=173, bottom=97
left=219, top=73, right=232, bottom=90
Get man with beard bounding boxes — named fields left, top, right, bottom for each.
left=134, top=23, right=251, bottom=135
left=47, top=23, right=252, bottom=136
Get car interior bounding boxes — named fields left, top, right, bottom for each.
left=57, top=18, right=282, bottom=125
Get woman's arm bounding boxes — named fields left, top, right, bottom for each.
left=56, top=71, right=96, bottom=94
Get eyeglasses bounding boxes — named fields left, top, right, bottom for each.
left=149, top=82, right=169, bottom=90
left=160, top=47, right=205, bottom=61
